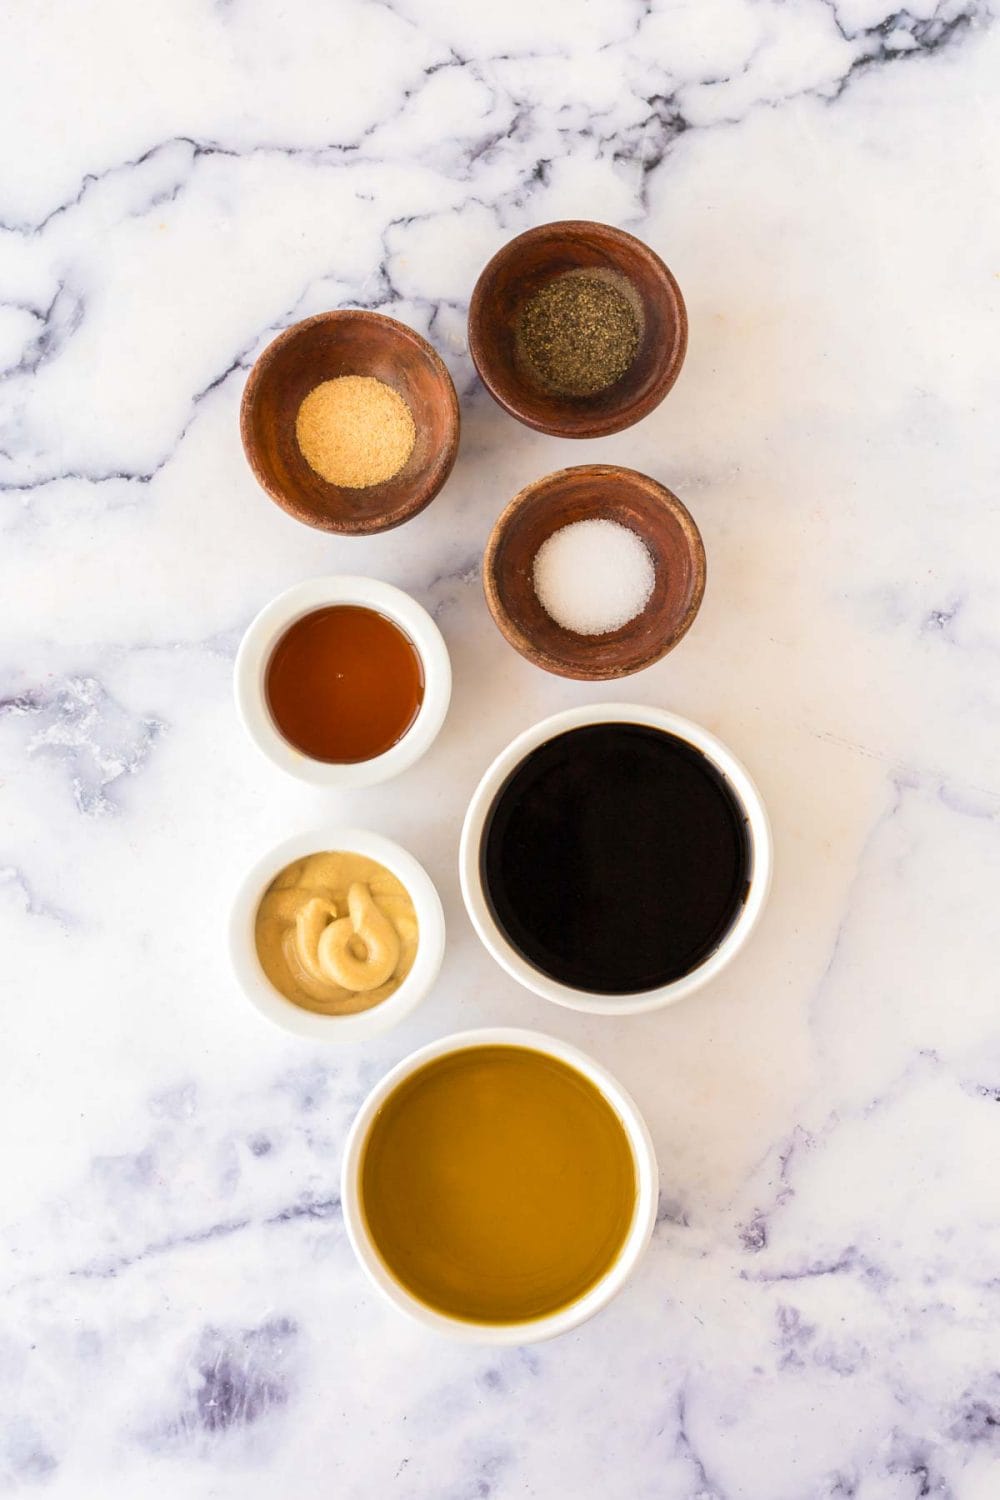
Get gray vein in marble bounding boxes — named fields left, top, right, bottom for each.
left=0, top=676, right=165, bottom=815
left=742, top=1244, right=889, bottom=1288
left=879, top=1433, right=955, bottom=1498
left=0, top=865, right=73, bottom=926
left=0, top=284, right=83, bottom=382
left=779, top=1305, right=837, bottom=1375
left=0, top=351, right=248, bottom=492
left=949, top=1378, right=1000, bottom=1444
left=70, top=1214, right=254, bottom=1282
left=673, top=1386, right=727, bottom=1500
left=816, top=3, right=988, bottom=110
left=0, top=2, right=985, bottom=239
left=734, top=1046, right=1000, bottom=1302
left=807, top=725, right=1000, bottom=815
left=0, top=132, right=381, bottom=240
left=623, top=0, right=990, bottom=166
left=826, top=0, right=985, bottom=50
left=56, top=1192, right=341, bottom=1285
left=150, top=1317, right=299, bottom=1446
left=923, top=601, right=963, bottom=636
left=656, top=1195, right=691, bottom=1228
left=422, top=553, right=483, bottom=619
left=737, top=1125, right=814, bottom=1254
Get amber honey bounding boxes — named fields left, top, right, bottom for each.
left=266, top=605, right=424, bottom=763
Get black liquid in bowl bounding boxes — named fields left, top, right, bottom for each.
left=481, top=723, right=752, bottom=995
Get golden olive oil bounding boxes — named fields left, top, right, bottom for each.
left=360, top=1045, right=636, bottom=1324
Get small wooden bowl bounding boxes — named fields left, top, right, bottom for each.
left=484, top=465, right=705, bottom=681
left=468, top=221, right=687, bottom=438
left=240, top=311, right=460, bottom=535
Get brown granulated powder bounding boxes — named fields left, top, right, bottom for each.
left=295, top=375, right=416, bottom=488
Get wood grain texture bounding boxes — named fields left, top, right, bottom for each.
left=468, top=220, right=687, bottom=438
left=483, top=464, right=706, bottom=681
left=240, top=310, right=460, bottom=535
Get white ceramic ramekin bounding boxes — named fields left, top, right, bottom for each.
left=459, top=703, right=772, bottom=1016
left=229, top=828, right=445, bottom=1043
left=234, top=575, right=451, bottom=787
left=340, top=1027, right=658, bottom=1343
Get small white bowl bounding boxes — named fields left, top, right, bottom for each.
left=340, top=1027, right=658, bottom=1343
left=459, top=703, right=772, bottom=1016
left=229, top=827, right=445, bottom=1043
left=234, top=575, right=451, bottom=788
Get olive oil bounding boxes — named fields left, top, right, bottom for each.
left=360, top=1045, right=636, bottom=1324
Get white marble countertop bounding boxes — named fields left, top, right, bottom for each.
left=3, top=1, right=1000, bottom=1495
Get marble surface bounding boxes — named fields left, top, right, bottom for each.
left=2, top=0, right=1000, bottom=1494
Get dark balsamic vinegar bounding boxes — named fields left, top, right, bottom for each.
left=481, top=723, right=752, bottom=995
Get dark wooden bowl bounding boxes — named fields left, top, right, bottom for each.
left=484, top=465, right=705, bottom=680
left=468, top=221, right=687, bottom=439
left=240, top=311, right=460, bottom=535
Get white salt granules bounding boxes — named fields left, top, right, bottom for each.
left=532, top=518, right=656, bottom=635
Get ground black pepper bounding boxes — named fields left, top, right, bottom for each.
left=517, top=272, right=640, bottom=397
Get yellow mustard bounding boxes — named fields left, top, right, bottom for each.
left=255, top=851, right=417, bottom=1015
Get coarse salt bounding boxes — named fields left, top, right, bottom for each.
left=532, top=518, right=656, bottom=635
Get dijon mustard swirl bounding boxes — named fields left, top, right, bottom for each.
left=255, top=852, right=418, bottom=1016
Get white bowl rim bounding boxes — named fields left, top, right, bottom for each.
left=340, top=1026, right=658, bottom=1343
left=459, top=703, right=772, bottom=1015
left=234, top=575, right=451, bottom=787
left=229, top=826, right=445, bottom=1043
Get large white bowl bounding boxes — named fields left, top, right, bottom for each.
left=340, top=1027, right=658, bottom=1343
left=229, top=827, right=445, bottom=1043
left=234, top=575, right=451, bottom=788
left=459, top=703, right=772, bottom=1016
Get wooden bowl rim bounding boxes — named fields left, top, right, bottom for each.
left=239, top=309, right=460, bottom=536
left=483, top=463, right=706, bottom=681
left=468, top=220, right=688, bottom=439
